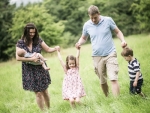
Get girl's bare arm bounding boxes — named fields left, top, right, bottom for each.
left=57, top=50, right=67, bottom=73
left=76, top=47, right=80, bottom=68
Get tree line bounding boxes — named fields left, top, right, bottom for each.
left=0, top=0, right=150, bottom=61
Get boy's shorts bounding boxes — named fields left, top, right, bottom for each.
left=130, top=79, right=143, bottom=94
left=93, top=52, right=119, bottom=84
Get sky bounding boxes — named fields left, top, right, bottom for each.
left=9, top=0, right=43, bottom=7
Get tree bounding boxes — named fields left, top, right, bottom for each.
left=43, top=0, right=88, bottom=36
left=0, top=1, right=15, bottom=61
left=93, top=0, right=139, bottom=36
left=9, top=3, right=64, bottom=57
left=131, top=0, right=150, bottom=33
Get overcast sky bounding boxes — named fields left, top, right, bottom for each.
left=9, top=0, right=43, bottom=7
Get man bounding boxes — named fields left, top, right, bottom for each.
left=75, top=5, right=127, bottom=97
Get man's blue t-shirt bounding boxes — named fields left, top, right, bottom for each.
left=82, top=15, right=117, bottom=56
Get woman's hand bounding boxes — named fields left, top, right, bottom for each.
left=55, top=46, right=60, bottom=51
left=32, top=56, right=40, bottom=63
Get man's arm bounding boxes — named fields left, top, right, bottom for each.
left=75, top=35, right=88, bottom=49
left=114, top=27, right=127, bottom=48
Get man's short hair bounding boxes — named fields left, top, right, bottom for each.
left=88, top=5, right=100, bottom=15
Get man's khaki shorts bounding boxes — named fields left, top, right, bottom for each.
left=93, top=52, right=119, bottom=84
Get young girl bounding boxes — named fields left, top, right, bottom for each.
left=57, top=47, right=86, bottom=108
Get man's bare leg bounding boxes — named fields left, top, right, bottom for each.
left=101, top=83, right=109, bottom=97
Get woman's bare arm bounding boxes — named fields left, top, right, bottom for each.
left=41, top=41, right=60, bottom=53
left=16, top=47, right=39, bottom=62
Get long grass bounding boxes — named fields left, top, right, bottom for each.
left=0, top=34, right=150, bottom=113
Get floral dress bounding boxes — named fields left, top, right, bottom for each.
left=16, top=38, right=51, bottom=92
left=62, top=67, right=86, bottom=100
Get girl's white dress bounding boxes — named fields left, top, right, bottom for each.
left=62, top=67, right=86, bottom=100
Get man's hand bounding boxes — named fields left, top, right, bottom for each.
left=121, top=41, right=127, bottom=48
left=75, top=42, right=81, bottom=49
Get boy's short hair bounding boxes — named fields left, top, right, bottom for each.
left=121, top=47, right=133, bottom=57
left=88, top=5, right=100, bottom=15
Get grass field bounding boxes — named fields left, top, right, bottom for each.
left=0, top=34, right=150, bottom=113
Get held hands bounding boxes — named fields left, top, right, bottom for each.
left=55, top=46, right=60, bottom=52
left=75, top=42, right=81, bottom=49
left=121, top=41, right=127, bottom=48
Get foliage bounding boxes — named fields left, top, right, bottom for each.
left=1, top=0, right=150, bottom=61
left=43, top=0, right=89, bottom=36
left=9, top=4, right=64, bottom=56
left=0, top=1, right=15, bottom=61
left=130, top=0, right=150, bottom=32
left=93, top=0, right=140, bottom=36
left=0, top=34, right=150, bottom=113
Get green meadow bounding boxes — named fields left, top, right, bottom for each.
left=0, top=34, right=150, bottom=113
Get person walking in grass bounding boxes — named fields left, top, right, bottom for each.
left=121, top=47, right=145, bottom=97
left=75, top=5, right=127, bottom=97
left=17, top=48, right=50, bottom=70
left=16, top=23, right=60, bottom=111
left=56, top=47, right=86, bottom=108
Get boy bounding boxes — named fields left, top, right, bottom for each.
left=121, top=47, right=145, bottom=97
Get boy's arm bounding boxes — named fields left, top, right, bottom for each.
left=114, top=27, right=127, bottom=48
left=57, top=50, right=67, bottom=73
left=133, top=71, right=140, bottom=87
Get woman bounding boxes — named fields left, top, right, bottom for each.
left=16, top=23, right=59, bottom=111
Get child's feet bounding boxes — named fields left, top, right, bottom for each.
left=44, top=59, right=47, bottom=61
left=44, top=67, right=50, bottom=70
left=139, top=92, right=146, bottom=98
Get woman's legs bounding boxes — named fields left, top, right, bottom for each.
left=35, top=89, right=50, bottom=111
left=42, top=89, right=50, bottom=109
left=35, top=92, right=45, bottom=111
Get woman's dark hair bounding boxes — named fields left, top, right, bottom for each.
left=21, top=23, right=39, bottom=46
left=66, top=55, right=76, bottom=70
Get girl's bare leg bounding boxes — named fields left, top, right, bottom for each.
left=75, top=97, right=81, bottom=105
left=69, top=98, right=76, bottom=108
